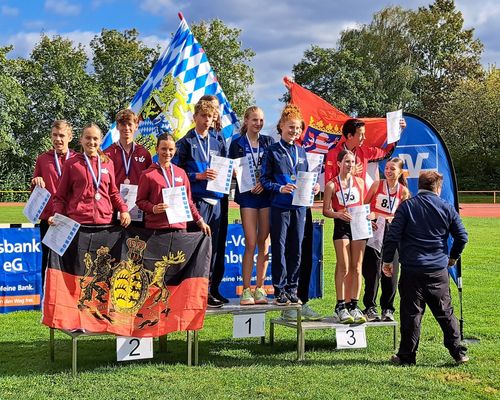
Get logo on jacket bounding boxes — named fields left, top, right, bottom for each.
left=135, top=156, right=146, bottom=163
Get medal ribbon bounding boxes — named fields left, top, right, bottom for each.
left=54, top=150, right=70, bottom=177
left=386, top=181, right=399, bottom=214
left=245, top=135, right=261, bottom=170
left=83, top=153, right=102, bottom=194
left=338, top=175, right=352, bottom=208
left=159, top=163, right=175, bottom=188
left=278, top=141, right=298, bottom=176
left=195, top=132, right=210, bottom=163
left=118, top=142, right=135, bottom=179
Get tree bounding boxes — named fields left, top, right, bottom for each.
left=0, top=46, right=30, bottom=198
left=408, top=0, right=484, bottom=121
left=91, top=29, right=159, bottom=123
left=191, top=19, right=255, bottom=117
left=11, top=35, right=105, bottom=192
left=433, top=68, right=500, bottom=189
left=290, top=0, right=483, bottom=121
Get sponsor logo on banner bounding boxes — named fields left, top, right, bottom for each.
left=0, top=227, right=42, bottom=313
left=394, top=144, right=438, bottom=179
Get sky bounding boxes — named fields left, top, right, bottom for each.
left=1, top=0, right=498, bottom=132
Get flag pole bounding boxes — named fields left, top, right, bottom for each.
left=456, top=258, right=480, bottom=344
left=178, top=12, right=184, bottom=21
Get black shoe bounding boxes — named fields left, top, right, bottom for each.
left=207, top=293, right=223, bottom=308
left=286, top=292, right=302, bottom=305
left=211, top=290, right=229, bottom=304
left=390, top=354, right=415, bottom=366
left=273, top=292, right=290, bottom=306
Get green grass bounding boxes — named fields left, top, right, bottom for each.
left=0, top=207, right=499, bottom=399
left=458, top=192, right=499, bottom=204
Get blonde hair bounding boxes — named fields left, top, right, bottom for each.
left=276, top=104, right=305, bottom=134
left=81, top=123, right=109, bottom=162
left=115, top=109, right=138, bottom=125
left=194, top=99, right=219, bottom=118
left=240, top=106, right=263, bottom=135
left=51, top=120, right=73, bottom=137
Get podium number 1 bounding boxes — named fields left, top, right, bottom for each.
left=233, top=313, right=265, bottom=338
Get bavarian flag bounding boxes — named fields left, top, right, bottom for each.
left=42, top=226, right=210, bottom=337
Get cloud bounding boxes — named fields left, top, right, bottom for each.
left=3, top=30, right=97, bottom=60
left=1, top=5, right=19, bottom=16
left=44, top=0, right=81, bottom=16
left=139, top=0, right=180, bottom=14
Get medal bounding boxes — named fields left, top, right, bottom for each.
left=278, top=140, right=299, bottom=183
left=118, top=141, right=135, bottom=183
left=83, top=153, right=102, bottom=202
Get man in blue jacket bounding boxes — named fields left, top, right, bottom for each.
left=382, top=170, right=468, bottom=365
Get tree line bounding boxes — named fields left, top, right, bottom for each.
left=0, top=0, right=498, bottom=199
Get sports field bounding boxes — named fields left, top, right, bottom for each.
left=0, top=206, right=499, bottom=399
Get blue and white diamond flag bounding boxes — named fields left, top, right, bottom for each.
left=102, top=13, right=240, bottom=150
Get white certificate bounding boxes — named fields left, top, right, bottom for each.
left=386, top=109, right=403, bottom=144
left=119, top=184, right=143, bottom=222
left=206, top=155, right=234, bottom=194
left=347, top=204, right=373, bottom=240
left=235, top=155, right=256, bottom=194
left=367, top=216, right=386, bottom=252
left=42, top=213, right=80, bottom=256
left=162, top=186, right=193, bottom=224
left=292, top=171, right=317, bottom=207
left=306, top=153, right=324, bottom=174
left=23, top=185, right=51, bottom=224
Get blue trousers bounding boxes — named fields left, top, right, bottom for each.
left=192, top=199, right=222, bottom=290
left=270, top=206, right=306, bottom=295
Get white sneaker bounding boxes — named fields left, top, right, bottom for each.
left=382, top=309, right=395, bottom=321
left=301, top=304, right=322, bottom=321
left=334, top=308, right=354, bottom=324
left=350, top=307, right=367, bottom=324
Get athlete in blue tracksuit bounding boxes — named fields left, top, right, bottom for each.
left=260, top=104, right=319, bottom=305
left=173, top=100, right=226, bottom=307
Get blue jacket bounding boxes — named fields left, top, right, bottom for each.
left=173, top=128, right=226, bottom=200
left=228, top=134, right=275, bottom=205
left=260, top=139, right=309, bottom=209
left=382, top=191, right=468, bottom=270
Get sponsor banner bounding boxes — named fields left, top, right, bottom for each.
left=220, top=223, right=323, bottom=299
left=0, top=227, right=42, bottom=313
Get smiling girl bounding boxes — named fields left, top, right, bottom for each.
left=261, top=104, right=319, bottom=306
left=229, top=106, right=274, bottom=305
left=136, top=133, right=210, bottom=234
left=51, top=123, right=130, bottom=227
left=362, top=157, right=410, bottom=322
left=323, top=149, right=366, bottom=324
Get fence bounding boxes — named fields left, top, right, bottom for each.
left=1, top=190, right=498, bottom=204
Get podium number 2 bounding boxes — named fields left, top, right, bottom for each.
left=116, top=337, right=153, bottom=361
